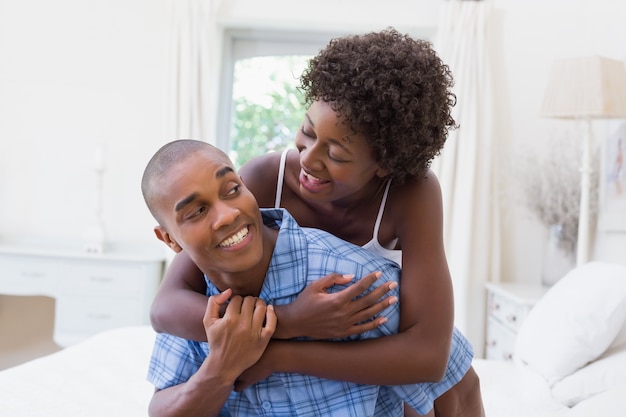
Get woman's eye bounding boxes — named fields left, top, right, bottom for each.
left=300, top=126, right=314, bottom=138
left=329, top=152, right=348, bottom=163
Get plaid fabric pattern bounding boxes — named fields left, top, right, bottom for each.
left=147, top=209, right=473, bottom=416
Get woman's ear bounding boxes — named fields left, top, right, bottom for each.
left=376, top=165, right=391, bottom=178
left=154, top=226, right=182, bottom=253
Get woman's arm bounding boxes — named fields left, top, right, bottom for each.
left=152, top=249, right=395, bottom=341
left=150, top=251, right=208, bottom=340
left=236, top=172, right=455, bottom=387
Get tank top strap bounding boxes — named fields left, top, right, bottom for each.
left=275, top=148, right=290, bottom=208
left=372, top=180, right=392, bottom=241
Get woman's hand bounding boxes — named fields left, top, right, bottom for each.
left=273, top=271, right=398, bottom=339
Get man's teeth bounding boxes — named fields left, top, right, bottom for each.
left=219, top=227, right=249, bottom=247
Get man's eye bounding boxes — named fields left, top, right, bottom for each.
left=227, top=184, right=241, bottom=196
left=187, top=207, right=205, bottom=219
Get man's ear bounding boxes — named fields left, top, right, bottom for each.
left=154, top=226, right=182, bottom=253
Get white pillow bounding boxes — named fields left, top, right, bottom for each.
left=551, top=344, right=626, bottom=406
left=514, top=262, right=626, bottom=386
left=611, top=319, right=626, bottom=349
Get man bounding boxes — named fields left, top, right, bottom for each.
left=141, top=139, right=473, bottom=417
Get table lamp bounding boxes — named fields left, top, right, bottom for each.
left=540, top=55, right=626, bottom=266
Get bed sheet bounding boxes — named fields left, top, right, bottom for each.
left=2, top=325, right=623, bottom=417
left=0, top=325, right=155, bottom=417
left=473, top=358, right=626, bottom=417
left=473, top=358, right=569, bottom=417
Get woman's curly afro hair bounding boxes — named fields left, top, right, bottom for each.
left=300, top=28, right=457, bottom=184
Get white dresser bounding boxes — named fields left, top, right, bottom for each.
left=485, top=282, right=548, bottom=362
left=0, top=243, right=165, bottom=347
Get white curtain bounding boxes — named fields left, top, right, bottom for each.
left=432, top=0, right=500, bottom=357
left=167, top=0, right=224, bottom=143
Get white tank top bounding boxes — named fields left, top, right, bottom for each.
left=275, top=148, right=402, bottom=266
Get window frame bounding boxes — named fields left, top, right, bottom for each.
left=216, top=28, right=346, bottom=154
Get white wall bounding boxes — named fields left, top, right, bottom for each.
left=0, top=0, right=173, bottom=251
left=0, top=0, right=624, bottom=283
left=0, top=0, right=440, bottom=252
left=216, top=0, right=440, bottom=35
left=490, top=0, right=626, bottom=283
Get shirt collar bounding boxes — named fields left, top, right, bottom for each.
left=258, top=208, right=309, bottom=303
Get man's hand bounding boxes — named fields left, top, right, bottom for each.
left=204, top=289, right=277, bottom=380
left=148, top=290, right=277, bottom=417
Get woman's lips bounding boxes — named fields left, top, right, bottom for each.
left=300, top=170, right=330, bottom=192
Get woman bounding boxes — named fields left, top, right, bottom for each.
left=151, top=28, right=483, bottom=417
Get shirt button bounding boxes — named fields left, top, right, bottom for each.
left=262, top=401, right=272, bottom=411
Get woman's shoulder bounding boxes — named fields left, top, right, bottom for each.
left=389, top=170, right=442, bottom=200
left=239, top=151, right=284, bottom=206
left=387, top=170, right=444, bottom=222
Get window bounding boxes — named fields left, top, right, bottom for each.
left=218, top=29, right=343, bottom=169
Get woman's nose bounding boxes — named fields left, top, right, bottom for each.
left=299, top=142, right=324, bottom=172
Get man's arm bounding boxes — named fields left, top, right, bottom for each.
left=148, top=291, right=277, bottom=417
left=149, top=354, right=239, bottom=417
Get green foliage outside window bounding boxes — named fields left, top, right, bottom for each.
left=229, top=56, right=309, bottom=169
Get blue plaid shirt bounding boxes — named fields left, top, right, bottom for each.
left=147, top=208, right=473, bottom=416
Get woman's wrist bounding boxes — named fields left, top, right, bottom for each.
left=271, top=303, right=297, bottom=339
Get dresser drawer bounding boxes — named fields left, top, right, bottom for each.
left=59, top=261, right=142, bottom=295
left=485, top=283, right=547, bottom=362
left=55, top=295, right=142, bottom=334
left=485, top=317, right=516, bottom=361
left=0, top=244, right=165, bottom=346
left=487, top=290, right=532, bottom=332
left=0, top=254, right=59, bottom=294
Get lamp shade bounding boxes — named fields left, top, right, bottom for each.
left=540, top=56, right=626, bottom=119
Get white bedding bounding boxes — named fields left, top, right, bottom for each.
left=0, top=326, right=155, bottom=417
left=473, top=358, right=568, bottom=417
left=474, top=357, right=626, bottom=417
left=0, top=324, right=624, bottom=417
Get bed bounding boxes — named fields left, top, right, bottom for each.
left=0, top=262, right=624, bottom=417
left=0, top=325, right=155, bottom=417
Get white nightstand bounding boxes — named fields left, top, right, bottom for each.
left=0, top=242, right=165, bottom=347
left=485, top=282, right=548, bottom=362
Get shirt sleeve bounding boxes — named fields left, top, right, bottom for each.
left=386, top=327, right=475, bottom=415
left=147, top=333, right=206, bottom=390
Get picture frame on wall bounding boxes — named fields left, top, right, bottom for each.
left=598, top=119, right=626, bottom=231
